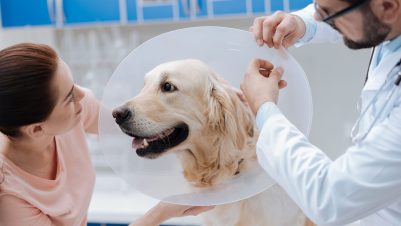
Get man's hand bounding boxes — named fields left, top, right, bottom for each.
left=240, top=59, right=286, bottom=115
left=250, top=11, right=306, bottom=49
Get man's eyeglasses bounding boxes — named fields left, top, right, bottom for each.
left=314, top=0, right=369, bottom=25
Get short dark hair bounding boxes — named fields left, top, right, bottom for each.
left=0, top=43, right=58, bottom=137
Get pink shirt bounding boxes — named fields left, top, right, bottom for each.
left=0, top=89, right=99, bottom=226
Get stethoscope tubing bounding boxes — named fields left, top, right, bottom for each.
left=351, top=52, right=401, bottom=144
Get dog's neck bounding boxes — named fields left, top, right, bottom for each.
left=178, top=124, right=258, bottom=187
left=178, top=82, right=259, bottom=187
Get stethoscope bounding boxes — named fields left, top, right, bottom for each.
left=350, top=48, right=401, bottom=144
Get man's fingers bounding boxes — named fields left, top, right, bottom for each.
left=247, top=59, right=275, bottom=77
left=262, top=11, right=285, bottom=48
left=230, top=86, right=248, bottom=103
left=245, top=59, right=285, bottom=91
left=282, top=34, right=298, bottom=49
left=248, top=59, right=282, bottom=75
left=259, top=69, right=271, bottom=77
left=252, top=12, right=305, bottom=49
left=272, top=17, right=294, bottom=49
left=254, top=58, right=274, bottom=71
left=252, top=17, right=265, bottom=46
left=272, top=27, right=285, bottom=49
left=278, top=80, right=287, bottom=89
left=259, top=67, right=286, bottom=89
left=273, top=14, right=303, bottom=49
left=261, top=15, right=284, bottom=47
left=269, top=67, right=284, bottom=83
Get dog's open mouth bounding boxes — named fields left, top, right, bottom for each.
left=123, top=123, right=189, bottom=158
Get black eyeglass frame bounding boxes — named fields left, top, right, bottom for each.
left=314, top=0, right=370, bottom=24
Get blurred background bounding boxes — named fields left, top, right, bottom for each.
left=0, top=0, right=369, bottom=225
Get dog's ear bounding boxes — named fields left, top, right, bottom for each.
left=227, top=87, right=255, bottom=149
left=207, top=74, right=254, bottom=150
left=207, top=82, right=233, bottom=132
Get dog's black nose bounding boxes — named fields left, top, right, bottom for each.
left=112, top=106, right=132, bottom=125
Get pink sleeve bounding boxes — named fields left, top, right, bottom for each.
left=0, top=194, right=53, bottom=226
left=80, top=87, right=100, bottom=134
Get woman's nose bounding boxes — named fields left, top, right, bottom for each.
left=75, top=86, right=86, bottom=102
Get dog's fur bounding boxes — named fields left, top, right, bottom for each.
left=114, top=59, right=314, bottom=226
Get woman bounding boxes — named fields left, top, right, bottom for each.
left=0, top=43, right=212, bottom=226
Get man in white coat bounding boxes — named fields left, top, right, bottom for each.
left=241, top=0, right=401, bottom=225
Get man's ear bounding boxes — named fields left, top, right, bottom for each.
left=20, top=123, right=44, bottom=138
left=374, top=0, right=400, bottom=23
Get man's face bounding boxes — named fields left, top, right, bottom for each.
left=341, top=4, right=391, bottom=49
left=315, top=0, right=391, bottom=49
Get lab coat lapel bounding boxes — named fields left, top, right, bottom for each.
left=363, top=49, right=401, bottom=91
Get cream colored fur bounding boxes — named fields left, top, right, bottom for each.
left=121, top=59, right=314, bottom=226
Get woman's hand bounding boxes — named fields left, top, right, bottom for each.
left=155, top=202, right=214, bottom=219
left=130, top=202, right=214, bottom=226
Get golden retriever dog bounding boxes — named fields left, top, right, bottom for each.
left=112, top=59, right=314, bottom=226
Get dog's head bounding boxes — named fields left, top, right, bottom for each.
left=113, top=59, right=256, bottom=186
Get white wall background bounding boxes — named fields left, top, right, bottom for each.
left=0, top=27, right=56, bottom=49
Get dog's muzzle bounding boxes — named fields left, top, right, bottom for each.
left=112, top=106, right=132, bottom=125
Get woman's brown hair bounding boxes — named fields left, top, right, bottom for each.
left=0, top=43, right=58, bottom=137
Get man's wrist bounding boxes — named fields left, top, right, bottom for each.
left=252, top=98, right=276, bottom=115
left=255, top=101, right=279, bottom=129
left=291, top=4, right=317, bottom=46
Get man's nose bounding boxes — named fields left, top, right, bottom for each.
left=112, top=106, right=132, bottom=125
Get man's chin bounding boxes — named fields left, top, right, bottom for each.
left=343, top=38, right=376, bottom=50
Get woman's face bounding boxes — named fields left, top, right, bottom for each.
left=41, top=58, right=85, bottom=135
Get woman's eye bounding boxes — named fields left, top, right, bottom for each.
left=161, top=82, right=177, bottom=92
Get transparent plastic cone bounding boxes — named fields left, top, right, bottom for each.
left=99, top=26, right=312, bottom=206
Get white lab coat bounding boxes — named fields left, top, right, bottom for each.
left=255, top=5, right=401, bottom=226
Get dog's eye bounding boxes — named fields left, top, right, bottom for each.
left=161, top=82, right=177, bottom=92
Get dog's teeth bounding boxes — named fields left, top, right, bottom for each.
left=144, top=139, right=149, bottom=147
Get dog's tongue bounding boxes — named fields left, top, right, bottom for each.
left=132, top=138, right=148, bottom=149
left=131, top=129, right=175, bottom=150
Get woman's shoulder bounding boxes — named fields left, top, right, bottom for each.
left=0, top=152, right=74, bottom=215
left=0, top=155, right=24, bottom=196
left=0, top=153, right=58, bottom=193
left=0, top=156, right=4, bottom=186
